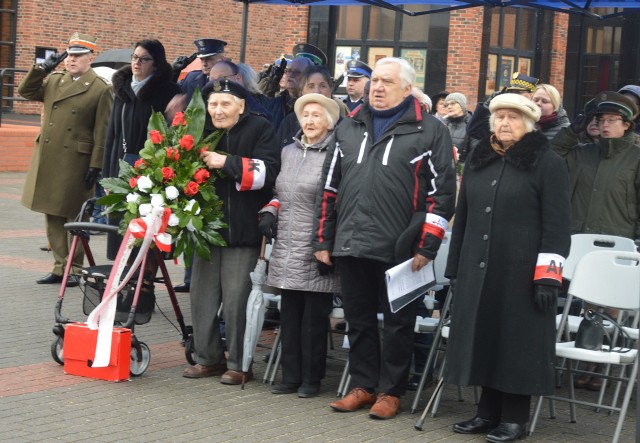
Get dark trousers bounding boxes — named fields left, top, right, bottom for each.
left=477, top=386, right=531, bottom=424
left=339, top=256, right=420, bottom=397
left=280, top=289, right=333, bottom=385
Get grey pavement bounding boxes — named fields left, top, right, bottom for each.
left=0, top=171, right=636, bottom=442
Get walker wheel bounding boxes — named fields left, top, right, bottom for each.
left=51, top=335, right=64, bottom=365
left=130, top=341, right=150, bottom=376
left=185, top=335, right=197, bottom=366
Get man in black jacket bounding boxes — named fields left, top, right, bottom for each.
left=313, top=57, right=456, bottom=419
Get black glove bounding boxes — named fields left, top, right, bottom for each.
left=332, top=74, right=345, bottom=94
left=84, top=167, right=101, bottom=189
left=569, top=113, right=589, bottom=134
left=317, top=261, right=334, bottom=276
left=260, top=58, right=287, bottom=97
left=258, top=212, right=277, bottom=243
left=534, top=284, right=558, bottom=311
left=171, top=52, right=198, bottom=81
left=39, top=51, right=68, bottom=73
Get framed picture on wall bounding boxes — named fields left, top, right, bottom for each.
left=518, top=57, right=531, bottom=76
left=368, top=47, right=394, bottom=67
left=335, top=46, right=361, bottom=87
left=499, top=56, right=514, bottom=88
left=486, top=54, right=498, bottom=96
left=401, top=48, right=427, bottom=87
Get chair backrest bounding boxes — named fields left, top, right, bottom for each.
left=568, top=250, right=640, bottom=311
left=564, top=234, right=637, bottom=281
left=433, top=231, right=451, bottom=286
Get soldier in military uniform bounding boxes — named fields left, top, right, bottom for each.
left=18, top=32, right=113, bottom=285
left=343, top=59, right=372, bottom=112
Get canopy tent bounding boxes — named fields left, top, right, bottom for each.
left=235, top=0, right=640, bottom=60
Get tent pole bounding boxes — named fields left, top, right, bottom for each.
left=240, top=2, right=249, bottom=63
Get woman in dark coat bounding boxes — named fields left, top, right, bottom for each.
left=102, top=39, right=180, bottom=178
left=102, top=39, right=180, bottom=260
left=445, top=93, right=571, bottom=442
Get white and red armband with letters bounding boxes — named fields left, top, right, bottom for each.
left=418, top=213, right=448, bottom=248
left=236, top=158, right=267, bottom=191
left=533, top=253, right=565, bottom=286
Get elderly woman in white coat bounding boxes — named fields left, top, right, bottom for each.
left=258, top=93, right=341, bottom=398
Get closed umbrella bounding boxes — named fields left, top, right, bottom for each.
left=92, top=48, right=132, bottom=69
left=241, top=237, right=268, bottom=389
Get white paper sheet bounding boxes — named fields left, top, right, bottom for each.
left=385, top=259, right=435, bottom=313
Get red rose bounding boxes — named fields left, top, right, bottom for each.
left=162, top=167, right=175, bottom=182
left=129, top=176, right=140, bottom=188
left=149, top=130, right=163, bottom=144
left=166, top=147, right=180, bottom=161
left=200, top=146, right=209, bottom=154
left=193, top=168, right=210, bottom=184
left=171, top=112, right=186, bottom=127
left=184, top=181, right=199, bottom=197
left=134, top=158, right=146, bottom=169
left=179, top=134, right=194, bottom=151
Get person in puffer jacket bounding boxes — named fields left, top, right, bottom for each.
left=313, top=57, right=456, bottom=420
left=259, top=93, right=341, bottom=399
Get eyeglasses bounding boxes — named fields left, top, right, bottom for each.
left=284, top=68, right=303, bottom=76
left=131, top=55, right=153, bottom=64
left=597, top=117, right=624, bottom=125
left=444, top=101, right=459, bottom=107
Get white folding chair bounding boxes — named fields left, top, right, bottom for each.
left=530, top=250, right=640, bottom=443
left=555, top=234, right=637, bottom=342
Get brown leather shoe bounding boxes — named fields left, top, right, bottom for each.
left=369, top=393, right=401, bottom=419
left=330, top=388, right=376, bottom=412
left=574, top=374, right=591, bottom=389
left=221, top=369, right=253, bottom=385
left=587, top=377, right=603, bottom=391
left=182, top=363, right=227, bottom=378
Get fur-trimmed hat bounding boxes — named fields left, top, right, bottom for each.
left=489, top=93, right=541, bottom=122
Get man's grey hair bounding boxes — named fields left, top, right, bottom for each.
left=375, top=57, right=415, bottom=89
left=237, top=63, right=260, bottom=94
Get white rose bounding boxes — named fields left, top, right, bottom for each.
left=126, top=192, right=141, bottom=204
left=168, top=213, right=180, bottom=227
left=165, top=186, right=179, bottom=200
left=184, top=199, right=201, bottom=215
left=139, top=203, right=152, bottom=217
left=150, top=193, right=165, bottom=207
left=137, top=175, right=153, bottom=192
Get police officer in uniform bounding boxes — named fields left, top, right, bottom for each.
left=343, top=59, right=372, bottom=112
left=18, top=32, right=113, bottom=285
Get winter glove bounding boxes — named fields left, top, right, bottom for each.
left=171, top=52, right=198, bottom=82
left=569, top=113, right=589, bottom=134
left=317, top=261, right=334, bottom=276
left=258, top=212, right=277, bottom=243
left=39, top=51, right=68, bottom=73
left=84, top=167, right=101, bottom=189
left=534, top=284, right=558, bottom=312
left=259, top=58, right=287, bottom=97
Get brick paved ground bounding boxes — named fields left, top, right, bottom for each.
left=0, top=172, right=636, bottom=442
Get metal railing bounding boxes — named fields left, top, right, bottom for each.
left=0, top=67, right=28, bottom=127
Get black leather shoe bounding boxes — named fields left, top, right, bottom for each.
left=298, top=383, right=320, bottom=398
left=66, top=275, right=79, bottom=287
left=485, top=422, right=526, bottom=442
left=173, top=283, right=190, bottom=293
left=37, top=273, right=63, bottom=284
left=453, top=416, right=498, bottom=434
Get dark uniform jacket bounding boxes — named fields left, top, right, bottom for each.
left=445, top=130, right=571, bottom=396
left=19, top=66, right=113, bottom=218
left=552, top=128, right=640, bottom=240
left=313, top=98, right=457, bottom=263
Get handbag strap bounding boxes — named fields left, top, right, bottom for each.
left=586, top=310, right=633, bottom=353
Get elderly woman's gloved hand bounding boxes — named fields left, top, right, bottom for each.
left=534, top=284, right=558, bottom=311
left=258, top=212, right=277, bottom=243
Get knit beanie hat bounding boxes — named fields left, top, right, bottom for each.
left=445, top=92, right=467, bottom=112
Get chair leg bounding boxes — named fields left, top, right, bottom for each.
left=430, top=357, right=448, bottom=417
left=608, top=365, right=626, bottom=416
left=567, top=360, right=577, bottom=423
left=269, top=342, right=282, bottom=385
left=263, top=328, right=281, bottom=384
left=337, top=359, right=350, bottom=397
left=410, top=328, right=443, bottom=413
left=528, top=395, right=544, bottom=436
left=612, top=358, right=638, bottom=443
left=595, top=363, right=611, bottom=413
